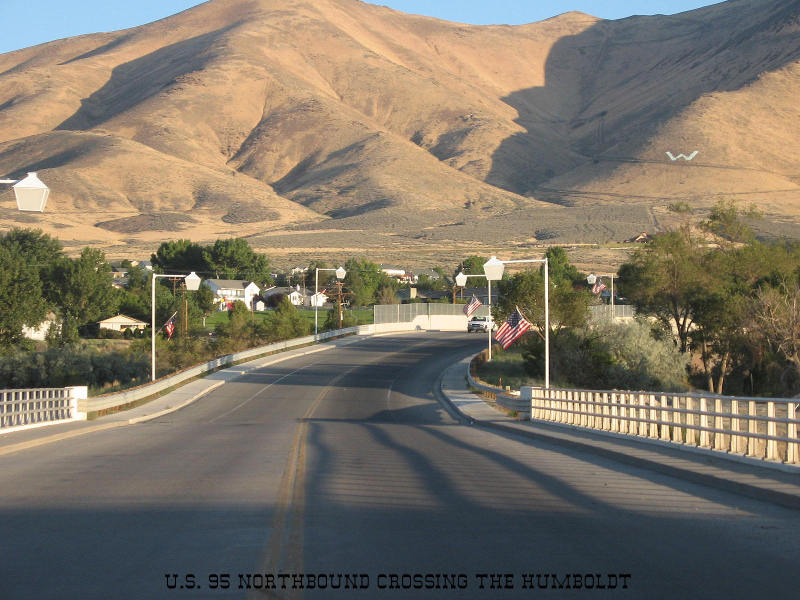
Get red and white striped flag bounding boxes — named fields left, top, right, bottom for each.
left=592, top=279, right=607, bottom=295
left=163, top=312, right=177, bottom=340
left=494, top=307, right=532, bottom=350
left=463, top=295, right=482, bottom=317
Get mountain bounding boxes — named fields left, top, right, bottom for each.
left=0, top=0, right=798, bottom=265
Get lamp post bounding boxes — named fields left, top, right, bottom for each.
left=315, top=266, right=346, bottom=338
left=456, top=269, right=490, bottom=351
left=484, top=256, right=550, bottom=389
left=482, top=257, right=505, bottom=362
left=151, top=271, right=201, bottom=381
left=0, top=172, right=50, bottom=212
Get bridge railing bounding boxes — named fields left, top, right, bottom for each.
left=521, top=386, right=800, bottom=466
left=1, top=386, right=87, bottom=432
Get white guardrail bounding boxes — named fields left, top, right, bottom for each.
left=0, top=386, right=87, bottom=433
left=0, top=322, right=427, bottom=430
left=465, top=357, right=800, bottom=467
left=521, top=386, right=800, bottom=466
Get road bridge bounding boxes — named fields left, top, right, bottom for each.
left=0, top=333, right=798, bottom=599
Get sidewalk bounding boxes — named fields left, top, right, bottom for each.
left=440, top=357, right=800, bottom=511
left=0, top=337, right=362, bottom=457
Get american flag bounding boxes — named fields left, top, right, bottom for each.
left=463, top=295, right=482, bottom=317
left=163, top=312, right=177, bottom=340
left=494, top=307, right=532, bottom=350
left=592, top=279, right=607, bottom=295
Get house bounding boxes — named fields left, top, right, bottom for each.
left=22, top=312, right=59, bottom=341
left=98, top=314, right=147, bottom=332
left=203, top=279, right=261, bottom=311
left=380, top=264, right=414, bottom=283
left=624, top=232, right=652, bottom=243
left=309, top=290, right=329, bottom=308
left=262, top=286, right=309, bottom=307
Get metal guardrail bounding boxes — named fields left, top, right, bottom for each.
left=465, top=363, right=530, bottom=416
left=374, top=303, right=489, bottom=324
left=85, top=326, right=363, bottom=415
left=522, top=386, right=800, bottom=466
left=1, top=386, right=87, bottom=431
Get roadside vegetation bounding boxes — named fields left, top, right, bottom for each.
left=477, top=201, right=800, bottom=398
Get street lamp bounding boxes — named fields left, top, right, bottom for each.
left=151, top=271, right=201, bottom=381
left=482, top=257, right=505, bottom=363
left=0, top=172, right=50, bottom=212
left=315, top=266, right=346, bottom=338
left=484, top=256, right=550, bottom=389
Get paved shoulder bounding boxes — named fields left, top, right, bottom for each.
left=441, top=357, right=800, bottom=510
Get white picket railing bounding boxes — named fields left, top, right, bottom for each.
left=1, top=386, right=87, bottom=432
left=522, top=386, right=800, bottom=466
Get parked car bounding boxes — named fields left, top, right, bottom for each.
left=467, top=316, right=493, bottom=333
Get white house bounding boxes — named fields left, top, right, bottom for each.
left=203, top=279, right=261, bottom=311
left=262, top=286, right=309, bottom=307
left=22, top=313, right=59, bottom=341
left=309, top=290, right=329, bottom=308
left=98, top=314, right=148, bottom=332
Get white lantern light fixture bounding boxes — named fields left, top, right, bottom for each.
left=335, top=267, right=347, bottom=280
left=455, top=271, right=468, bottom=288
left=586, top=273, right=597, bottom=285
left=184, top=271, right=202, bottom=291
left=1, top=172, right=50, bottom=212
left=482, top=256, right=505, bottom=281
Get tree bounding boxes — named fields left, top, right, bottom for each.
left=495, top=267, right=590, bottom=340
left=203, top=238, right=272, bottom=287
left=49, top=248, right=117, bottom=343
left=0, top=245, right=48, bottom=350
left=270, top=297, right=308, bottom=339
left=545, top=247, right=581, bottom=284
left=618, top=229, right=707, bottom=352
left=455, top=255, right=488, bottom=278
left=151, top=239, right=206, bottom=273
left=344, top=258, right=390, bottom=307
left=752, top=281, right=800, bottom=375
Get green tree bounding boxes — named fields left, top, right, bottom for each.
left=496, top=267, right=590, bottom=341
left=545, top=247, right=582, bottom=284
left=344, top=258, right=389, bottom=307
left=49, top=248, right=117, bottom=343
left=458, top=255, right=488, bottom=276
left=151, top=239, right=207, bottom=273
left=0, top=245, right=48, bottom=350
left=270, top=297, right=308, bottom=339
left=204, top=238, right=272, bottom=286
left=618, top=229, right=707, bottom=352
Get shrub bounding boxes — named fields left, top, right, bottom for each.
left=524, top=320, right=689, bottom=392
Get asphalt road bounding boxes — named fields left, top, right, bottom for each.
left=1, top=332, right=798, bottom=599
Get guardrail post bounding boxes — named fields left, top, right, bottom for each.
left=767, top=401, right=778, bottom=461
left=747, top=400, right=759, bottom=458
left=671, top=396, right=682, bottom=443
left=685, top=397, right=695, bottom=446
left=730, top=399, right=744, bottom=454
left=714, top=397, right=725, bottom=451
left=610, top=393, right=619, bottom=432
left=648, top=394, right=658, bottom=439
left=699, top=397, right=711, bottom=448
left=660, top=395, right=671, bottom=441
left=67, top=386, right=88, bottom=420
left=638, top=393, right=648, bottom=436
left=788, top=403, right=798, bottom=465
left=620, top=393, right=629, bottom=434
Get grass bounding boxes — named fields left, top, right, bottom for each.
left=473, top=345, right=544, bottom=391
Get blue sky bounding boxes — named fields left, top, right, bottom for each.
left=0, top=0, right=721, bottom=54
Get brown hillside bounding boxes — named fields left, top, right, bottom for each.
left=0, top=0, right=798, bottom=265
